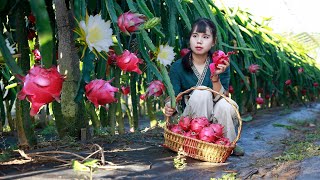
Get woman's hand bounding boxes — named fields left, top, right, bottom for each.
left=164, top=102, right=176, bottom=117
left=214, top=60, right=230, bottom=75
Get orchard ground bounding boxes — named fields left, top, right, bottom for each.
left=1, top=102, right=320, bottom=179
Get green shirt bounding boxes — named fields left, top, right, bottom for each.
left=169, top=58, right=230, bottom=96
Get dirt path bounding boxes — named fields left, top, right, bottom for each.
left=1, top=102, right=320, bottom=179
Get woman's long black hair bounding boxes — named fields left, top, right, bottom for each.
left=182, top=18, right=217, bottom=72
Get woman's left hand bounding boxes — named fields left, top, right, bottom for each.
left=214, top=60, right=230, bottom=75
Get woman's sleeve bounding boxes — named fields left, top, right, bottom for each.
left=169, top=63, right=181, bottom=96
left=219, top=66, right=230, bottom=91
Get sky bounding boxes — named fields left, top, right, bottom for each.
left=218, top=0, right=320, bottom=33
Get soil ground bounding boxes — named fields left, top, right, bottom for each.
left=0, top=102, right=320, bottom=180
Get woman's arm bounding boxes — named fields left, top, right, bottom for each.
left=211, top=60, right=230, bottom=99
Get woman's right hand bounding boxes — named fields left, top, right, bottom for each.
left=164, top=102, right=176, bottom=117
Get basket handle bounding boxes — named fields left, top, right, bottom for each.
left=165, top=86, right=242, bottom=145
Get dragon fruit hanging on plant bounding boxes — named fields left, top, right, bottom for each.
left=140, top=80, right=166, bottom=100
left=17, top=65, right=64, bottom=116
left=85, top=79, right=119, bottom=109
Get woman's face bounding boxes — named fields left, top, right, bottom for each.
left=189, top=26, right=215, bottom=56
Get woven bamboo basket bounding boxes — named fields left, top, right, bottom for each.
left=163, top=86, right=242, bottom=163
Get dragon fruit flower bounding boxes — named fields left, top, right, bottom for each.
left=116, top=50, right=143, bottom=74
left=85, top=79, right=118, bottom=108
left=78, top=14, right=113, bottom=52
left=117, top=12, right=147, bottom=35
left=18, top=66, right=64, bottom=116
left=157, top=44, right=176, bottom=66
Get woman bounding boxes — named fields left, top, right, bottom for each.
left=164, top=18, right=243, bottom=155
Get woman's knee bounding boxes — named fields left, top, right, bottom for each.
left=188, top=90, right=212, bottom=104
left=214, top=98, right=237, bottom=114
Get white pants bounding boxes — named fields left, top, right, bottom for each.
left=182, top=86, right=239, bottom=141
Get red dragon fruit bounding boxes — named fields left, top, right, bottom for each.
left=209, top=123, right=224, bottom=138
left=140, top=80, right=166, bottom=101
left=18, top=65, right=64, bottom=116
left=190, top=117, right=209, bottom=133
left=178, top=116, right=191, bottom=131
left=170, top=124, right=184, bottom=135
left=209, top=50, right=236, bottom=77
left=85, top=79, right=119, bottom=108
left=180, top=48, right=190, bottom=57
left=121, top=86, right=130, bottom=95
left=199, top=127, right=217, bottom=142
left=116, top=50, right=143, bottom=74
left=117, top=11, right=147, bottom=35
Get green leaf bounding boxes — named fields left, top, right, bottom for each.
left=136, top=0, right=154, bottom=18
left=126, top=0, right=137, bottom=11
left=74, top=0, right=86, bottom=21
left=173, top=0, right=191, bottom=31
left=75, top=48, right=95, bottom=102
left=83, top=159, right=99, bottom=167
left=192, top=0, right=206, bottom=17
left=165, top=0, right=177, bottom=46
left=159, top=64, right=176, bottom=108
left=221, top=42, right=255, bottom=52
left=72, top=160, right=90, bottom=172
left=106, top=0, right=123, bottom=52
left=137, top=34, right=163, bottom=81
left=141, top=30, right=157, bottom=52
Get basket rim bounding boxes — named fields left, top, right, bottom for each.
left=165, top=86, right=242, bottom=145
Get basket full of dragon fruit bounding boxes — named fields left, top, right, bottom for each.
left=163, top=87, right=242, bottom=163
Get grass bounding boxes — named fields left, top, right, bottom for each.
left=275, top=141, right=320, bottom=161
left=274, top=118, right=320, bottom=162
left=211, top=173, right=239, bottom=180
left=272, top=123, right=297, bottom=130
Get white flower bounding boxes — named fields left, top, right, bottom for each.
left=157, top=44, right=175, bottom=66
left=5, top=39, right=15, bottom=54
left=79, top=14, right=113, bottom=52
